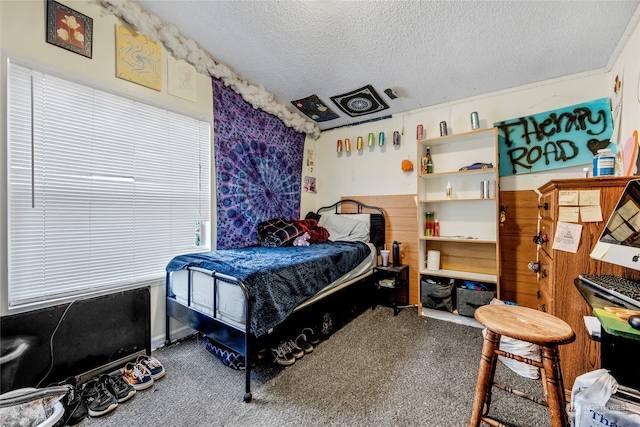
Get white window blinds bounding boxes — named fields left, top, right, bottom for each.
left=7, top=60, right=210, bottom=309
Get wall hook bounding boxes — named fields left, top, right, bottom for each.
left=499, top=204, right=508, bottom=224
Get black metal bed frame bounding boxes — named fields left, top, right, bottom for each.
left=164, top=199, right=385, bottom=402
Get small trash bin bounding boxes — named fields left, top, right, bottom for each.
left=420, top=277, right=455, bottom=312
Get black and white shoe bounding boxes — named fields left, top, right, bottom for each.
left=301, top=327, right=320, bottom=346
left=283, top=339, right=305, bottom=359
left=52, top=378, right=87, bottom=426
left=271, top=342, right=296, bottom=366
left=83, top=379, right=118, bottom=417
left=100, top=373, right=136, bottom=403
left=295, top=333, right=314, bottom=354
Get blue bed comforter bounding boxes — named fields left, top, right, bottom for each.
left=166, top=241, right=371, bottom=337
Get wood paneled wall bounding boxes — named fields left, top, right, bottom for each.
left=341, top=195, right=419, bottom=305
left=498, top=190, right=539, bottom=308
left=339, top=190, right=585, bottom=310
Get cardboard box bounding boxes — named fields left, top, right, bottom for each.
left=456, top=287, right=495, bottom=317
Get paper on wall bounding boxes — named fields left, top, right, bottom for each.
left=558, top=190, right=579, bottom=205
left=558, top=206, right=580, bottom=223
left=579, top=190, right=600, bottom=206
left=580, top=205, right=603, bottom=222
left=552, top=221, right=582, bottom=253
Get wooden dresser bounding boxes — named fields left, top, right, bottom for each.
left=536, top=177, right=640, bottom=396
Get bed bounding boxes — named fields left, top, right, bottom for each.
left=164, top=199, right=385, bottom=402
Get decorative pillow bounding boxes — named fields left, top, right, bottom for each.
left=305, top=211, right=322, bottom=222
left=257, top=217, right=302, bottom=247
left=318, top=214, right=370, bottom=242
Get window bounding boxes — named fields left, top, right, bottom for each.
left=7, top=60, right=210, bottom=310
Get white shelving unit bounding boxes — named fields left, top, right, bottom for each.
left=416, top=128, right=501, bottom=313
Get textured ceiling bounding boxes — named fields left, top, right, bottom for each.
left=137, top=0, right=640, bottom=132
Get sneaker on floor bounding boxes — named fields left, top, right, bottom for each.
left=271, top=342, right=296, bottom=366
left=301, top=327, right=320, bottom=346
left=136, top=355, right=165, bottom=380
left=52, top=377, right=87, bottom=426
left=295, top=333, right=313, bottom=354
left=283, top=339, right=305, bottom=359
left=123, top=362, right=154, bottom=391
left=83, top=379, right=118, bottom=417
left=100, top=373, right=136, bottom=403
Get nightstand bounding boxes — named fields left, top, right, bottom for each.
left=372, top=264, right=409, bottom=316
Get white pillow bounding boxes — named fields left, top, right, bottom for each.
left=318, top=214, right=370, bottom=242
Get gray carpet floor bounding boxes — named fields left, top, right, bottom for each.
left=83, top=306, right=550, bottom=426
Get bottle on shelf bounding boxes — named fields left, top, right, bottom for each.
left=593, top=148, right=615, bottom=176
left=392, top=241, right=401, bottom=267
left=434, top=219, right=440, bottom=237
left=446, top=181, right=452, bottom=199
left=421, top=147, right=433, bottom=175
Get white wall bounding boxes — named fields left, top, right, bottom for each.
left=609, top=12, right=640, bottom=171
left=2, top=0, right=639, bottom=350
left=305, top=70, right=610, bottom=210
left=0, top=0, right=214, bottom=347
left=303, top=12, right=640, bottom=211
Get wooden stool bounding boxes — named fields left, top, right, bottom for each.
left=469, top=304, right=575, bottom=427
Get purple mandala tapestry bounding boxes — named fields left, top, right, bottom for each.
left=213, top=78, right=305, bottom=249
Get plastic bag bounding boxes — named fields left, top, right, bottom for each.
left=571, top=369, right=640, bottom=426
left=482, top=298, right=541, bottom=379
left=0, top=385, right=69, bottom=427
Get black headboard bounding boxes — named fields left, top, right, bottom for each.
left=315, top=199, right=386, bottom=249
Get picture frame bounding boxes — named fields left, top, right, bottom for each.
left=46, top=0, right=93, bottom=59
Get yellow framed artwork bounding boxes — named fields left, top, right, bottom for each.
left=115, top=24, right=161, bottom=91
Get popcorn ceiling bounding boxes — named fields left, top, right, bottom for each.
left=99, top=0, right=321, bottom=139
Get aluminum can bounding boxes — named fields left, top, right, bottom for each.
left=417, top=124, right=423, bottom=139
left=481, top=181, right=490, bottom=199
left=439, top=121, right=447, bottom=136
left=471, top=112, right=479, bottom=130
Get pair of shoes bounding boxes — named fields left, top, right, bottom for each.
left=83, top=379, right=118, bottom=417
left=295, top=333, right=314, bottom=354
left=283, top=339, right=304, bottom=359
left=100, top=373, right=135, bottom=403
left=270, top=341, right=296, bottom=366
left=136, top=355, right=165, bottom=380
left=301, top=327, right=320, bottom=346
left=52, top=377, right=87, bottom=426
left=123, top=361, right=154, bottom=390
